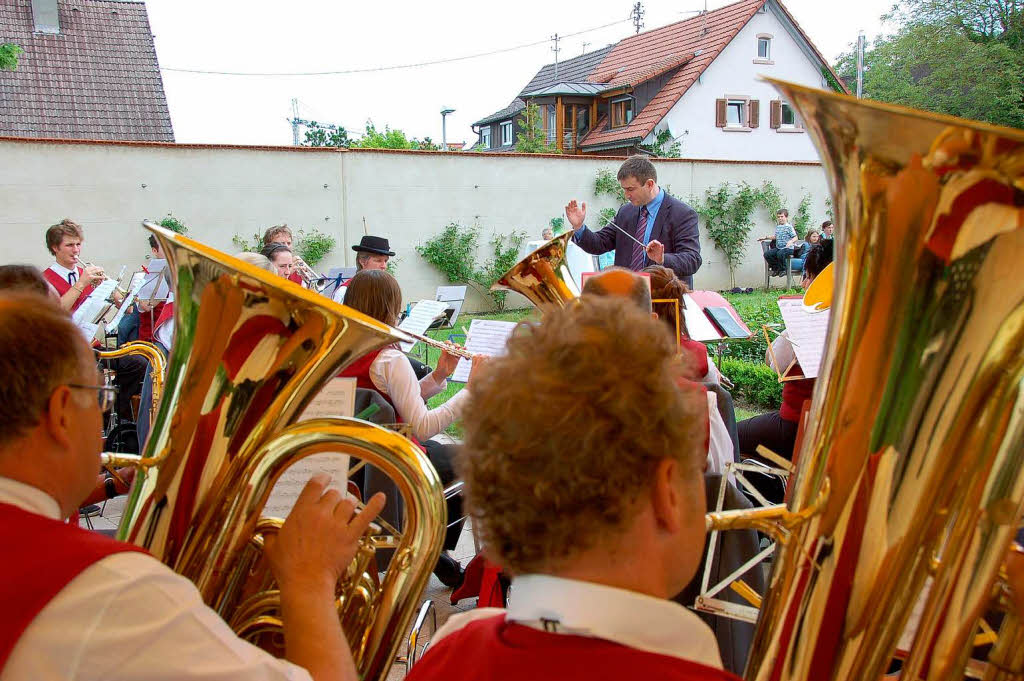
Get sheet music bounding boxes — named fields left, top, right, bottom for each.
left=778, top=297, right=831, bottom=378
left=397, top=300, right=450, bottom=353
left=137, top=259, right=170, bottom=300
left=683, top=293, right=723, bottom=342
left=105, top=272, right=147, bottom=333
left=263, top=378, right=357, bottom=518
left=450, top=319, right=517, bottom=383
left=71, top=278, right=118, bottom=329
left=435, top=285, right=467, bottom=302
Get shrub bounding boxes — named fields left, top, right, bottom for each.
left=158, top=214, right=189, bottom=234
left=720, top=358, right=782, bottom=410
left=295, top=227, right=336, bottom=267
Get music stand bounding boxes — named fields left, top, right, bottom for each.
left=322, top=267, right=358, bottom=299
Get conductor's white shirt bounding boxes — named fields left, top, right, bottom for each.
left=0, top=477, right=311, bottom=681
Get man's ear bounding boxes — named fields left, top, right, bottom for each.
left=651, top=311, right=659, bottom=321
left=43, top=386, right=75, bottom=451
left=651, top=458, right=682, bottom=533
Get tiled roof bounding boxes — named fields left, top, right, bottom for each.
left=581, top=0, right=767, bottom=150
left=472, top=46, right=613, bottom=127
left=521, top=81, right=610, bottom=97
left=0, top=0, right=174, bottom=141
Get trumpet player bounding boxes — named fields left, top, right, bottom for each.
left=42, top=219, right=122, bottom=313
left=263, top=224, right=306, bottom=286
left=0, top=291, right=384, bottom=681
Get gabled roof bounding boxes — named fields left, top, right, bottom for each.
left=579, top=0, right=847, bottom=150
left=521, top=81, right=610, bottom=97
left=0, top=0, right=174, bottom=141
left=473, top=45, right=613, bottom=127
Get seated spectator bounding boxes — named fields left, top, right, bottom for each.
left=762, top=209, right=798, bottom=276
left=736, top=242, right=834, bottom=483
left=407, top=297, right=737, bottom=681
left=541, top=227, right=554, bottom=240
left=822, top=220, right=834, bottom=240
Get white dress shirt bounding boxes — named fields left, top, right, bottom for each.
left=0, top=477, right=310, bottom=681
left=48, top=262, right=80, bottom=285
left=368, top=347, right=468, bottom=441
left=706, top=391, right=734, bottom=475
left=431, top=574, right=724, bottom=668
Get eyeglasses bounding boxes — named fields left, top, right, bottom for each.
left=68, top=383, right=117, bottom=411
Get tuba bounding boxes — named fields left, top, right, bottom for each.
left=492, top=231, right=580, bottom=307
left=97, top=340, right=166, bottom=424
left=103, top=223, right=446, bottom=681
left=725, top=80, right=1024, bottom=680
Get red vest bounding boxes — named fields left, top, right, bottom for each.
left=780, top=369, right=815, bottom=423
left=407, top=615, right=742, bottom=681
left=152, top=301, right=174, bottom=346
left=0, top=502, right=146, bottom=670
left=43, top=266, right=96, bottom=312
left=288, top=271, right=304, bottom=286
left=679, top=336, right=709, bottom=381
left=338, top=349, right=425, bottom=451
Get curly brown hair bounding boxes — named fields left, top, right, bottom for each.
left=458, top=296, right=707, bottom=574
left=262, top=224, right=293, bottom=246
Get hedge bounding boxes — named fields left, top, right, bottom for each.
left=720, top=357, right=782, bottom=411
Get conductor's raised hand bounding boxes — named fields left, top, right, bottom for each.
left=265, top=473, right=386, bottom=592
left=565, top=200, right=587, bottom=231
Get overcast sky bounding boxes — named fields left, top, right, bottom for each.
left=146, top=0, right=895, bottom=147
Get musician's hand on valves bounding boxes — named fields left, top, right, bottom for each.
left=265, top=473, right=386, bottom=591
left=432, top=342, right=461, bottom=382
left=83, top=265, right=105, bottom=286
left=646, top=239, right=665, bottom=264
left=565, top=199, right=587, bottom=231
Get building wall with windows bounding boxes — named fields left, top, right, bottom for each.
left=651, top=5, right=829, bottom=162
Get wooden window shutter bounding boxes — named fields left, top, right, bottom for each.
left=715, top=98, right=727, bottom=128
left=749, top=100, right=760, bottom=128
left=770, top=100, right=782, bottom=129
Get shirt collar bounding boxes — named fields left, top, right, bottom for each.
left=0, top=476, right=62, bottom=520
left=507, top=574, right=723, bottom=669
left=49, top=261, right=78, bottom=278
left=646, top=188, right=665, bottom=214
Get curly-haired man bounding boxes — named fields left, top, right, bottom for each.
left=406, top=297, right=738, bottom=681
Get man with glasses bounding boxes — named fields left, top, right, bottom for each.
left=0, top=291, right=385, bottom=681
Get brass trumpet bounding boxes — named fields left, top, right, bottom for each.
left=292, top=255, right=329, bottom=292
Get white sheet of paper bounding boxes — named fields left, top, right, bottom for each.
left=137, top=259, right=170, bottom=300
left=105, top=271, right=147, bottom=333
left=683, top=293, right=723, bottom=342
left=451, top=319, right=517, bottom=383
left=398, top=299, right=451, bottom=353
left=71, top=278, right=118, bottom=329
left=263, top=377, right=357, bottom=519
left=435, top=285, right=467, bottom=302
left=778, top=298, right=831, bottom=378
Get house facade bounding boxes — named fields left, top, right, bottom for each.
left=471, top=0, right=845, bottom=161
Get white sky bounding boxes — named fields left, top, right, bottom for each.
left=146, top=0, right=895, bottom=147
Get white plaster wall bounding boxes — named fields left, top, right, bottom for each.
left=0, top=140, right=831, bottom=310
left=655, top=3, right=828, bottom=162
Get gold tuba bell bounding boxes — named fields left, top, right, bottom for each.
left=727, top=81, right=1024, bottom=681
left=104, top=223, right=446, bottom=681
left=492, top=231, right=580, bottom=307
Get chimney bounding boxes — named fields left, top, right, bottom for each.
left=32, top=0, right=60, bottom=34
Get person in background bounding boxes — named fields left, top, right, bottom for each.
left=643, top=265, right=719, bottom=384
left=804, top=229, right=821, bottom=247
left=407, top=297, right=737, bottom=681
left=736, top=242, right=834, bottom=484
left=260, top=243, right=295, bottom=279
left=541, top=227, right=554, bottom=241
left=42, top=219, right=122, bottom=313
left=331, top=236, right=394, bottom=304
left=762, top=209, right=798, bottom=277
left=821, top=220, right=834, bottom=239
left=263, top=224, right=305, bottom=286
left=120, top=235, right=167, bottom=346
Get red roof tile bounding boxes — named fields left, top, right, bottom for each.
left=0, top=0, right=174, bottom=141
left=581, top=0, right=767, bottom=149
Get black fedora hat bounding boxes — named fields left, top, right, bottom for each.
left=351, top=235, right=395, bottom=257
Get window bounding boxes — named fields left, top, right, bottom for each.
left=780, top=102, right=796, bottom=127
left=547, top=106, right=556, bottom=133
left=726, top=99, right=746, bottom=127
left=755, top=34, right=774, bottom=64
left=500, top=120, right=512, bottom=146
left=481, top=126, right=491, bottom=148
left=611, top=97, right=633, bottom=129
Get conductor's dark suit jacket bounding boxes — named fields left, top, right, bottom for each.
left=572, top=191, right=702, bottom=286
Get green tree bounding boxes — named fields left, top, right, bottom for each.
left=303, top=122, right=350, bottom=148
left=515, top=102, right=556, bottom=153
left=0, top=43, right=22, bottom=71
left=834, top=0, right=1024, bottom=128
left=350, top=122, right=438, bottom=150
left=641, top=129, right=682, bottom=157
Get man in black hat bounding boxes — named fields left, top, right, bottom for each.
left=353, top=235, right=395, bottom=272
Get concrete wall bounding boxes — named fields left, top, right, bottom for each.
left=655, top=3, right=827, bottom=162
left=0, top=138, right=831, bottom=310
